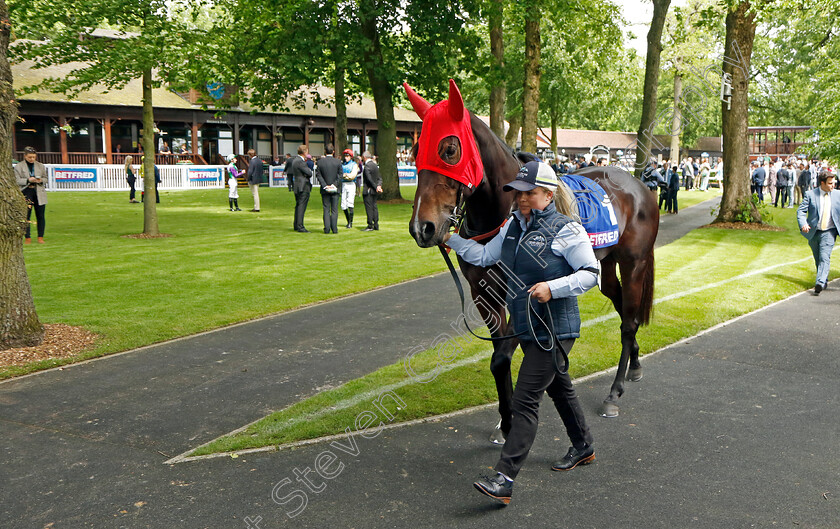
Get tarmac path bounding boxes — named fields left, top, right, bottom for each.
left=16, top=195, right=836, bottom=529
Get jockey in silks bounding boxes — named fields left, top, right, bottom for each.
left=226, top=154, right=242, bottom=211
left=341, top=149, right=359, bottom=228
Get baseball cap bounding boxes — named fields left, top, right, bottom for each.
left=503, top=161, right=558, bottom=192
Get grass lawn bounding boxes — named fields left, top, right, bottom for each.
left=3, top=185, right=445, bottom=379
left=676, top=188, right=722, bottom=211
left=190, top=205, right=832, bottom=456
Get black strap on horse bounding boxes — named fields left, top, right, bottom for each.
left=437, top=244, right=570, bottom=375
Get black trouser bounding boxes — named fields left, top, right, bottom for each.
left=775, top=186, right=788, bottom=206
left=666, top=189, right=678, bottom=213
left=294, top=189, right=310, bottom=230
left=495, top=339, right=592, bottom=480
left=658, top=187, right=667, bottom=210
left=128, top=179, right=136, bottom=200
left=322, top=193, right=339, bottom=233
left=25, top=202, right=46, bottom=238
left=363, top=192, right=379, bottom=229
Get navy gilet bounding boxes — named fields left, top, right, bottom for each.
left=500, top=202, right=581, bottom=342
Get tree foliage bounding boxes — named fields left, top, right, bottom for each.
left=9, top=0, right=207, bottom=235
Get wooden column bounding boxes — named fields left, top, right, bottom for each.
left=271, top=123, right=278, bottom=158
left=361, top=122, right=367, bottom=153
left=104, top=117, right=113, bottom=163
left=191, top=122, right=199, bottom=155
left=59, top=116, right=69, bottom=164
left=233, top=114, right=240, bottom=154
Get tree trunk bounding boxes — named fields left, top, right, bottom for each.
left=549, top=107, right=558, bottom=155
left=521, top=17, right=541, bottom=153
left=505, top=112, right=521, bottom=149
left=633, top=0, right=671, bottom=178
left=0, top=0, right=44, bottom=349
left=360, top=3, right=401, bottom=200
left=716, top=1, right=757, bottom=223
left=488, top=0, right=506, bottom=139
left=141, top=68, right=159, bottom=235
left=334, top=65, right=348, bottom=155
left=670, top=70, right=682, bottom=162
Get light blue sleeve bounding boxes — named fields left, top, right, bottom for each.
left=446, top=220, right=511, bottom=267
left=546, top=222, right=599, bottom=298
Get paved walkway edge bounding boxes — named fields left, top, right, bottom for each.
left=166, top=276, right=828, bottom=466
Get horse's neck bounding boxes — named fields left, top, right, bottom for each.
left=465, top=123, right=518, bottom=235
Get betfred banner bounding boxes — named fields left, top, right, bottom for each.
left=188, top=168, right=222, bottom=182
left=54, top=167, right=97, bottom=182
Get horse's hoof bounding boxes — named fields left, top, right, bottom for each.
left=626, top=367, right=643, bottom=382
left=598, top=402, right=620, bottom=418
left=489, top=425, right=506, bottom=445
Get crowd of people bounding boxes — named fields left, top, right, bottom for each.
left=226, top=144, right=383, bottom=234
left=750, top=156, right=836, bottom=207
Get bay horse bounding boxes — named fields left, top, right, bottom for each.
left=405, top=80, right=658, bottom=441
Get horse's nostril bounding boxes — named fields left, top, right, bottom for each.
left=420, top=221, right=436, bottom=240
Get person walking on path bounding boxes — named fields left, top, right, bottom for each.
left=443, top=161, right=598, bottom=505
left=316, top=144, right=342, bottom=234
left=226, top=154, right=242, bottom=211
left=340, top=149, right=359, bottom=228
left=14, top=146, right=48, bottom=244
left=124, top=155, right=139, bottom=203
left=797, top=171, right=840, bottom=295
left=361, top=151, right=382, bottom=231
left=288, top=145, right=314, bottom=232
left=246, top=149, right=263, bottom=212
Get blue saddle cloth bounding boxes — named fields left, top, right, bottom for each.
left=559, top=173, right=620, bottom=249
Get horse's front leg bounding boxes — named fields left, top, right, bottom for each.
left=489, top=335, right=517, bottom=443
left=466, top=264, right=517, bottom=443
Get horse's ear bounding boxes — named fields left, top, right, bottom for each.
left=448, top=79, right=464, bottom=121
left=403, top=82, right=432, bottom=120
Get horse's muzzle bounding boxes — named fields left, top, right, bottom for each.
left=411, top=220, right=439, bottom=247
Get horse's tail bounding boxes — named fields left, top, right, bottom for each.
left=640, top=249, right=655, bottom=326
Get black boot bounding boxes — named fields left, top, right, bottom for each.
left=348, top=207, right=353, bottom=228
left=234, top=198, right=241, bottom=211
left=229, top=198, right=234, bottom=211
left=344, top=209, right=350, bottom=228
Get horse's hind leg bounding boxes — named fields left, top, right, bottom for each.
left=599, top=257, right=647, bottom=418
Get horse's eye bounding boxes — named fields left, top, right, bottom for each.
left=437, top=136, right=462, bottom=165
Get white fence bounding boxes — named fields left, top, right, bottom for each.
left=42, top=164, right=228, bottom=191
left=34, top=163, right=419, bottom=191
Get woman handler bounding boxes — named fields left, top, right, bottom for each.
left=443, top=160, right=599, bottom=505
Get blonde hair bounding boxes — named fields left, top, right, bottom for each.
left=124, top=155, right=133, bottom=173
left=552, top=180, right=579, bottom=221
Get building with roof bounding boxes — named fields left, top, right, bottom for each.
left=12, top=59, right=422, bottom=166
left=13, top=58, right=723, bottom=168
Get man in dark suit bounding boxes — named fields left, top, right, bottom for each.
left=797, top=171, right=840, bottom=294
left=316, top=144, right=343, bottom=234
left=751, top=161, right=766, bottom=203
left=246, top=148, right=263, bottom=212
left=289, top=145, right=313, bottom=232
left=361, top=151, right=382, bottom=231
